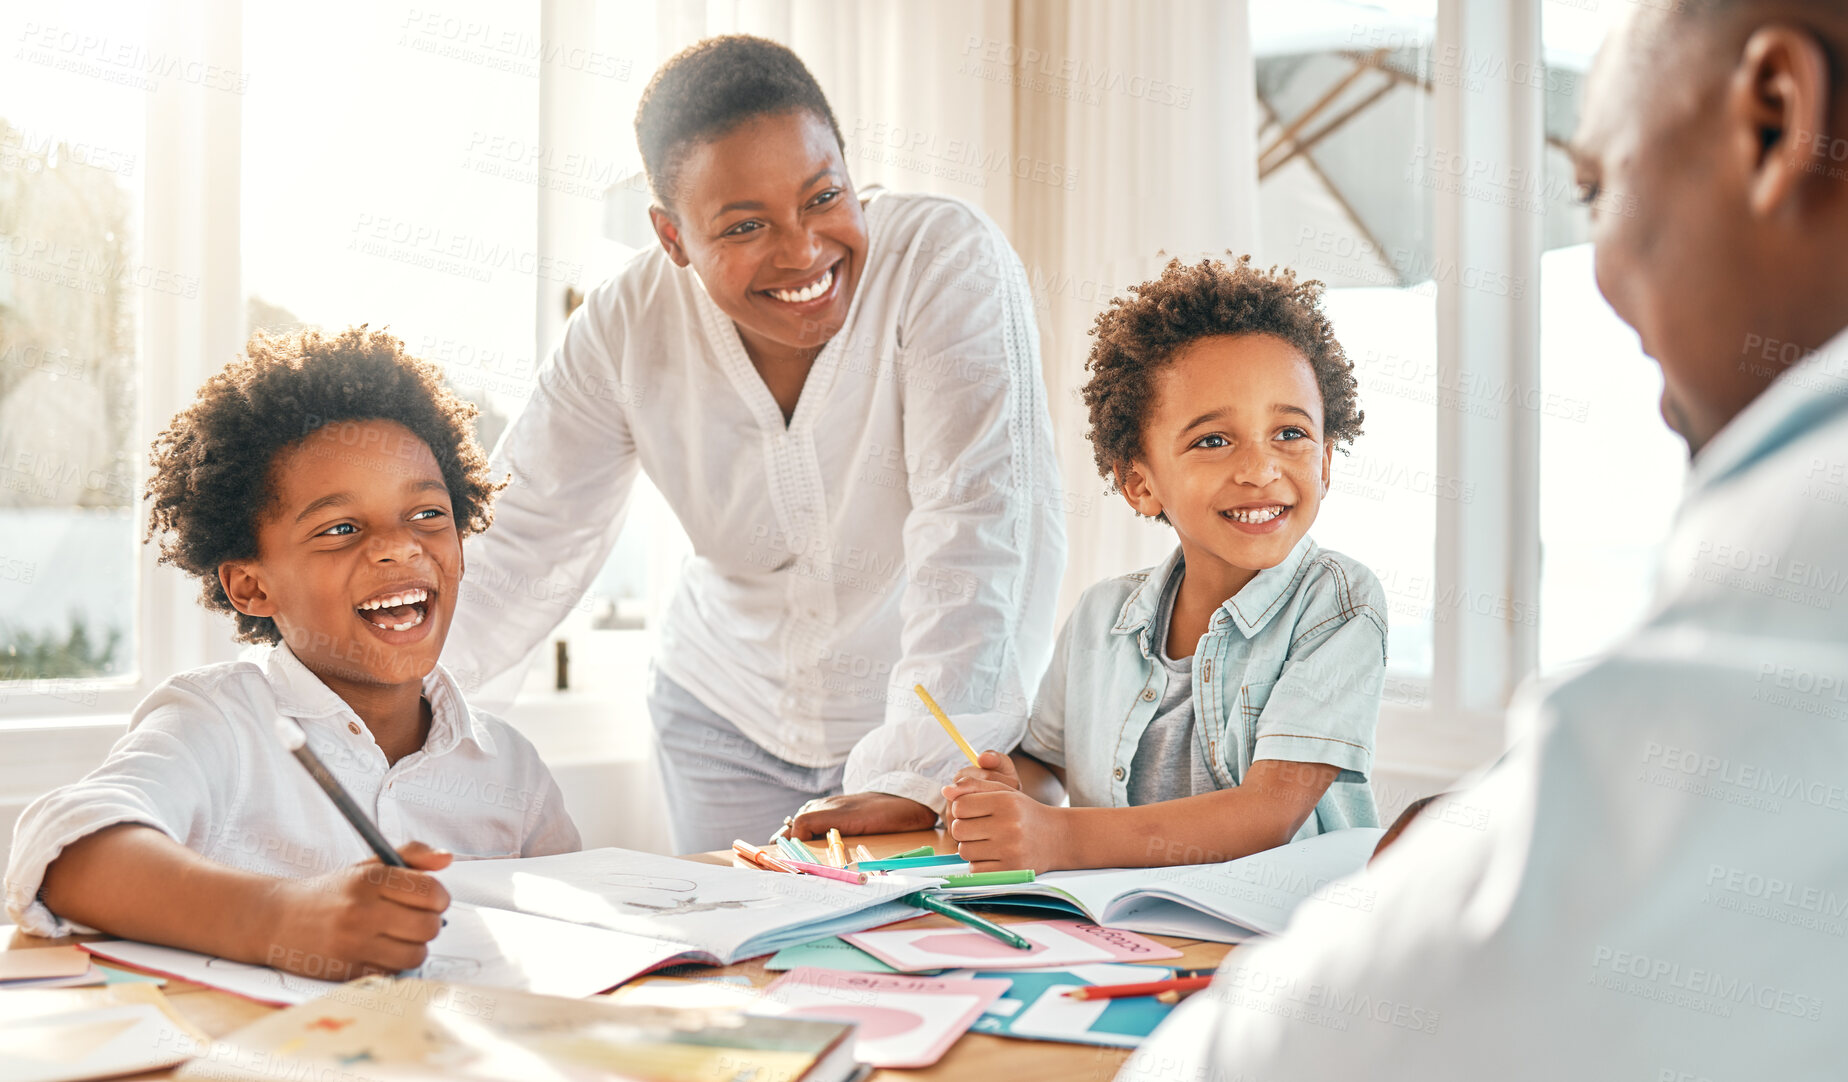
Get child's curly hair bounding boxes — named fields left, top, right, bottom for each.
left=1081, top=256, right=1364, bottom=486
left=145, top=326, right=500, bottom=644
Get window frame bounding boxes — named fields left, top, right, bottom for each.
left=1379, top=0, right=1543, bottom=772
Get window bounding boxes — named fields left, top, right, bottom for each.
left=1537, top=2, right=1687, bottom=672
left=1, top=0, right=150, bottom=688
left=1252, top=1, right=1439, bottom=677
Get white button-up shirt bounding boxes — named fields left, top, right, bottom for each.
left=443, top=192, right=1065, bottom=812
left=1122, top=333, right=1848, bottom=1078
left=5, top=644, right=580, bottom=938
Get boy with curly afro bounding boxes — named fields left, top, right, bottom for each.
left=5, top=327, right=579, bottom=979
left=943, top=257, right=1388, bottom=872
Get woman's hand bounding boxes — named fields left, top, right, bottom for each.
left=259, top=841, right=453, bottom=980
left=789, top=792, right=937, bottom=840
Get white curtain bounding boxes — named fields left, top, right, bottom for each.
left=655, top=0, right=1260, bottom=612
left=1007, top=0, right=1260, bottom=609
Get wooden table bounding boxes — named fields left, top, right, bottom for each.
left=4, top=829, right=1234, bottom=1081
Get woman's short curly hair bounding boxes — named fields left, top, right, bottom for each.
left=634, top=34, right=844, bottom=207
left=145, top=326, right=500, bottom=644
left=1081, top=255, right=1364, bottom=485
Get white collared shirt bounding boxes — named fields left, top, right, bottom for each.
left=1122, top=332, right=1848, bottom=1078
left=442, top=192, right=1066, bottom=812
left=5, top=644, right=580, bottom=938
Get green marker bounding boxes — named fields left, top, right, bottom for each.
left=939, top=869, right=1036, bottom=887
left=893, top=845, right=938, bottom=859
left=904, top=891, right=1031, bottom=950
left=857, top=853, right=966, bottom=871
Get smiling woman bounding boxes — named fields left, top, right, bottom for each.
left=442, top=35, right=1067, bottom=854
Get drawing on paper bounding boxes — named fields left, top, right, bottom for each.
left=590, top=872, right=775, bottom=917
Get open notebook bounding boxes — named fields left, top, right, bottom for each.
left=933, top=827, right=1386, bottom=943
left=86, top=849, right=917, bottom=1005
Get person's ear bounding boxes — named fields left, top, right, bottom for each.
left=219, top=560, right=277, bottom=620
left=1117, top=462, right=1163, bottom=519
left=649, top=205, right=690, bottom=267
left=1321, top=440, right=1334, bottom=495
left=1731, top=24, right=1834, bottom=218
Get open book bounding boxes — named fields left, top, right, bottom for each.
left=436, top=847, right=920, bottom=963
left=933, top=827, right=1385, bottom=943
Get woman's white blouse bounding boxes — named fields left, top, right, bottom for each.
left=444, top=192, right=1066, bottom=812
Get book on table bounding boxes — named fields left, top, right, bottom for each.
left=928, top=827, right=1386, bottom=943
left=176, top=976, right=864, bottom=1082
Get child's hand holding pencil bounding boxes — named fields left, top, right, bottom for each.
left=950, top=749, right=1024, bottom=792
left=264, top=841, right=454, bottom=981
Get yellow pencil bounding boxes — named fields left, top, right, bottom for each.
left=915, top=683, right=980, bottom=767
left=827, top=828, right=848, bottom=869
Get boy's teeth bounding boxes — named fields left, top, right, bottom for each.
left=1227, top=506, right=1285, bottom=523
left=767, top=267, right=832, bottom=303
left=358, top=588, right=428, bottom=611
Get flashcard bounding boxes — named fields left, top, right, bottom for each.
left=752, top=967, right=1010, bottom=1068
left=943, top=963, right=1179, bottom=1046
left=842, top=919, right=1182, bottom=972
left=764, top=935, right=910, bottom=973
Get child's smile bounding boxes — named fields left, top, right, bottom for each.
left=1220, top=501, right=1293, bottom=533
left=1120, top=332, right=1332, bottom=599
left=353, top=582, right=436, bottom=641
left=222, top=418, right=462, bottom=693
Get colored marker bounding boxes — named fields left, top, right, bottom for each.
left=779, top=836, right=819, bottom=865
left=781, top=857, right=871, bottom=885
left=914, top=684, right=980, bottom=767
left=893, top=845, right=938, bottom=859
left=903, top=891, right=1031, bottom=950
left=732, top=840, right=796, bottom=873
left=856, top=853, right=969, bottom=872
left=826, top=828, right=848, bottom=869
left=938, top=870, right=1036, bottom=888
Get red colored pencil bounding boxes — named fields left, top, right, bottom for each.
left=1064, top=975, right=1214, bottom=1001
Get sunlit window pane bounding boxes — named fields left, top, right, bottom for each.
left=0, top=0, right=147, bottom=684
left=1253, top=0, right=1438, bottom=676
left=1538, top=3, right=1687, bottom=672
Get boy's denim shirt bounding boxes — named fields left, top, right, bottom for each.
left=1022, top=535, right=1387, bottom=837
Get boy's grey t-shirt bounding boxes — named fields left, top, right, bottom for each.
left=1127, top=561, right=1220, bottom=804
